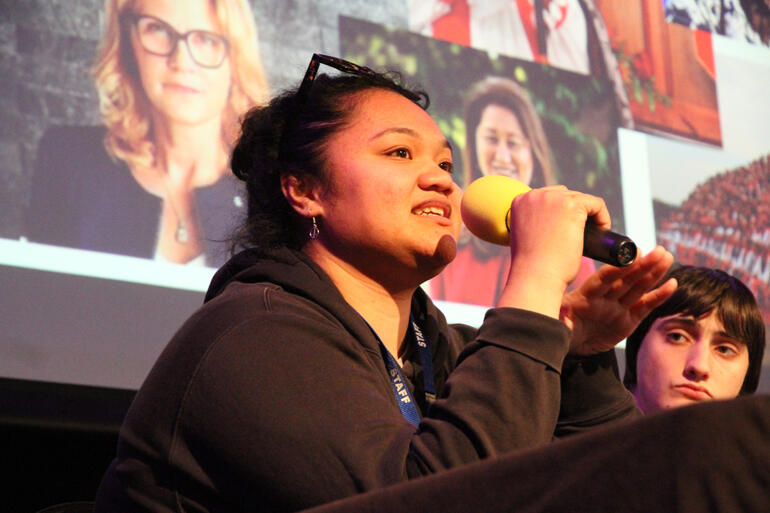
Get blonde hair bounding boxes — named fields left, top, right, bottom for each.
left=93, top=0, right=269, bottom=168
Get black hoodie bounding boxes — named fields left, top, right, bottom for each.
left=95, top=247, right=638, bottom=513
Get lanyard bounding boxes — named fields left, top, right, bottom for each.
left=375, top=314, right=436, bottom=427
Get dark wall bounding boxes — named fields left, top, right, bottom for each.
left=2, top=378, right=134, bottom=511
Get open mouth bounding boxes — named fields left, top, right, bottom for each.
left=413, top=205, right=449, bottom=218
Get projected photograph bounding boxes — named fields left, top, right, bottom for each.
left=663, top=0, right=770, bottom=47
left=407, top=0, right=616, bottom=76
left=648, top=34, right=770, bottom=328
left=596, top=0, right=722, bottom=146
left=2, top=0, right=269, bottom=268
left=654, top=150, right=770, bottom=324
left=340, top=16, right=623, bottom=307
left=406, top=0, right=724, bottom=146
left=406, top=0, right=636, bottom=134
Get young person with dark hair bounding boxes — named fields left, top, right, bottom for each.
left=624, top=264, right=766, bottom=414
left=94, top=55, right=770, bottom=513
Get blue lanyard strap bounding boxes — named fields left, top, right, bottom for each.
left=369, top=313, right=437, bottom=426
left=379, top=344, right=422, bottom=426
left=410, top=316, right=436, bottom=404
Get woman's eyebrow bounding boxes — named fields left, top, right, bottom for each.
left=369, top=127, right=452, bottom=151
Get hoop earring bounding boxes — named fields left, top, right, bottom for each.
left=308, top=217, right=320, bottom=240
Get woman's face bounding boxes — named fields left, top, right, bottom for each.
left=129, top=0, right=232, bottom=126
left=314, top=89, right=461, bottom=286
left=474, top=103, right=534, bottom=185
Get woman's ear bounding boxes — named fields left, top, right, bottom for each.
left=280, top=174, right=323, bottom=218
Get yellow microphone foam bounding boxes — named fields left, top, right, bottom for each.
left=460, top=175, right=531, bottom=246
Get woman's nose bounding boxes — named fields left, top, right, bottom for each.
left=168, top=40, right=196, bottom=70
left=494, top=141, right=513, bottom=164
left=419, top=165, right=456, bottom=194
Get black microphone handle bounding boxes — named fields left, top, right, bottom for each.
left=582, top=223, right=637, bottom=267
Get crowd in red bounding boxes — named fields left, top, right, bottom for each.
left=657, top=153, right=770, bottom=322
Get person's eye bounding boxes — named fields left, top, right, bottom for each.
left=439, top=161, right=453, bottom=173
left=388, top=148, right=411, bottom=159
left=144, top=21, right=169, bottom=36
left=715, top=344, right=739, bottom=357
left=193, top=32, right=222, bottom=48
left=665, top=331, right=688, bottom=344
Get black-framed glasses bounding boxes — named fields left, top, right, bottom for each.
left=126, top=13, right=230, bottom=69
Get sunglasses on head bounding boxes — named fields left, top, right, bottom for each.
left=296, top=54, right=378, bottom=103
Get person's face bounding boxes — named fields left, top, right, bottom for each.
left=314, top=89, right=461, bottom=286
left=474, top=103, right=534, bottom=185
left=129, top=0, right=232, bottom=126
left=633, top=310, right=749, bottom=414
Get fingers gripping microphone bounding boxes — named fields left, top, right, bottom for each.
left=460, top=175, right=637, bottom=267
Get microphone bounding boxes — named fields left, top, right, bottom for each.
left=460, top=175, right=637, bottom=267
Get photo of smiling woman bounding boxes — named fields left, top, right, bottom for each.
left=430, top=77, right=596, bottom=306
left=24, top=0, right=268, bottom=266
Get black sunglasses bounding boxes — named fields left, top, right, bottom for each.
left=278, top=54, right=423, bottom=159
left=295, top=53, right=422, bottom=105
left=295, top=54, right=378, bottom=103
left=276, top=54, right=379, bottom=160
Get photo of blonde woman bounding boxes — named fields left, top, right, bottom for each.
left=25, top=0, right=269, bottom=266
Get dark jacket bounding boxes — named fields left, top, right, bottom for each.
left=26, top=125, right=244, bottom=266
left=95, top=247, right=638, bottom=512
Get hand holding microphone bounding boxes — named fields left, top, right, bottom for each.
left=461, top=175, right=636, bottom=267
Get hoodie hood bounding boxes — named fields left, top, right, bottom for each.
left=204, top=246, right=451, bottom=360
left=205, top=247, right=345, bottom=306
left=204, top=247, right=385, bottom=354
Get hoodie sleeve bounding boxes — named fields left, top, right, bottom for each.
left=442, top=307, right=641, bottom=440
left=411, top=306, right=570, bottom=473
left=555, top=350, right=641, bottom=437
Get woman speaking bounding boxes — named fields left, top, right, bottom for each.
left=94, top=54, right=683, bottom=512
